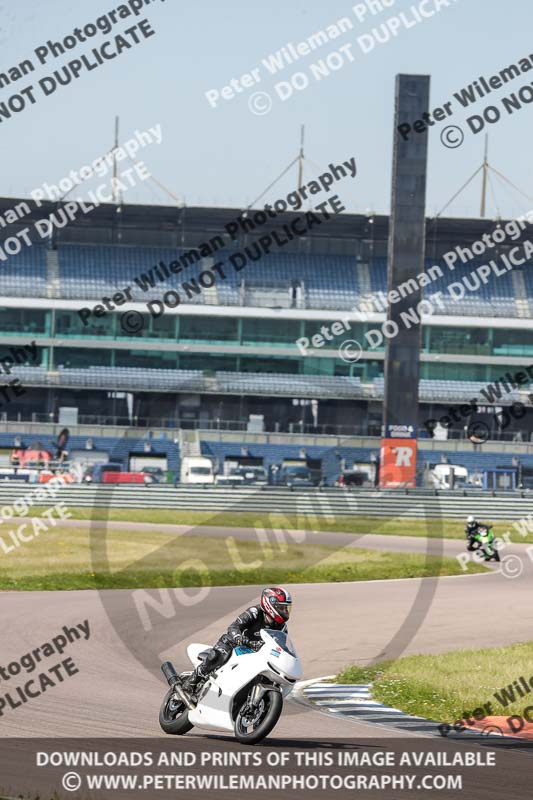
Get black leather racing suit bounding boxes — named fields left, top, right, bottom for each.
left=465, top=522, right=489, bottom=551
left=189, top=605, right=287, bottom=687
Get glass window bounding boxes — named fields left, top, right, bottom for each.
left=56, top=310, right=114, bottom=338
left=427, top=327, right=490, bottom=355
left=0, top=308, right=47, bottom=335
left=422, top=363, right=487, bottom=381
left=115, top=313, right=174, bottom=340
left=242, top=318, right=300, bottom=345
left=240, top=357, right=299, bottom=373
left=179, top=354, right=238, bottom=371
left=54, top=347, right=112, bottom=368
left=302, top=357, right=333, bottom=376
left=303, top=321, right=365, bottom=347
left=180, top=316, right=238, bottom=342
left=115, top=350, right=178, bottom=369
left=334, top=363, right=351, bottom=376
left=493, top=329, right=533, bottom=357
left=150, top=314, right=176, bottom=339
left=363, top=361, right=383, bottom=380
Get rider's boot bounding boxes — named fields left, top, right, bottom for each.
left=176, top=671, right=202, bottom=709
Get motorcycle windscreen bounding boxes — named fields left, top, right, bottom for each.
left=267, top=629, right=297, bottom=657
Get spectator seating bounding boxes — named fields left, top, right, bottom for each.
left=0, top=245, right=48, bottom=297
left=372, top=377, right=523, bottom=402
left=0, top=241, right=531, bottom=318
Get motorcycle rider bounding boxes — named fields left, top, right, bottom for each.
left=178, top=587, right=292, bottom=705
left=465, top=516, right=490, bottom=550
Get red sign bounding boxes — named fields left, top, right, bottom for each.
left=379, top=438, right=417, bottom=488
left=102, top=472, right=146, bottom=484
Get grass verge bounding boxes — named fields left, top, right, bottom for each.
left=336, top=641, right=533, bottom=720
left=0, top=527, right=488, bottom=590
left=22, top=507, right=529, bottom=541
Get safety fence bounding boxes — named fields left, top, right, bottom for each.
left=0, top=484, right=530, bottom=519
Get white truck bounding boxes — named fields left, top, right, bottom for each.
left=429, top=463, right=468, bottom=490
left=180, top=456, right=215, bottom=485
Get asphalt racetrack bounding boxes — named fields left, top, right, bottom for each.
left=1, top=522, right=532, bottom=741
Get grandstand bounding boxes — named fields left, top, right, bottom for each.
left=0, top=197, right=532, bottom=488
left=2, top=238, right=530, bottom=316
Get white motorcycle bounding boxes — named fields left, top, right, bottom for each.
left=159, top=629, right=302, bottom=743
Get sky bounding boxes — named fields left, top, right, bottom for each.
left=1, top=0, right=533, bottom=220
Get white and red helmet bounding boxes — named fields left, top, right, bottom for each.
left=261, top=587, right=292, bottom=624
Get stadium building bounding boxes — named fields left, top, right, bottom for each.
left=1, top=197, right=533, bottom=488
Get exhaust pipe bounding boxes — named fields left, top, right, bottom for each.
left=161, top=661, right=179, bottom=687
left=161, top=661, right=196, bottom=710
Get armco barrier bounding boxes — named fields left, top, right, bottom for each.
left=0, top=484, right=530, bottom=519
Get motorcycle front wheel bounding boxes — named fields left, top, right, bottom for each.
left=159, top=688, right=194, bottom=735
left=234, top=688, right=283, bottom=744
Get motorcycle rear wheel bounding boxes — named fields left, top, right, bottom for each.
left=234, top=688, right=283, bottom=744
left=159, top=688, right=194, bottom=735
